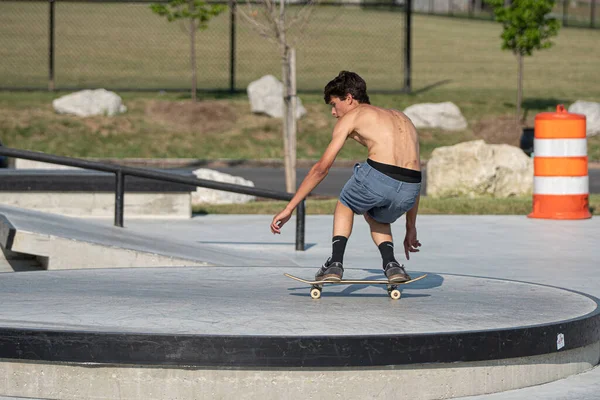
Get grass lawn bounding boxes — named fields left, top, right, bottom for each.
left=0, top=6, right=599, bottom=160
left=1, top=3, right=600, bottom=93
left=194, top=194, right=600, bottom=216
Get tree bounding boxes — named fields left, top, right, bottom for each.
left=151, top=0, right=226, bottom=102
left=236, top=0, right=316, bottom=193
left=486, top=0, right=560, bottom=121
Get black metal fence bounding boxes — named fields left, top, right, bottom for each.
left=416, top=0, right=598, bottom=29
left=0, top=146, right=306, bottom=251
left=0, top=0, right=597, bottom=93
left=0, top=0, right=410, bottom=92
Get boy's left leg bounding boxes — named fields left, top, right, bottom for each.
left=364, top=214, right=411, bottom=283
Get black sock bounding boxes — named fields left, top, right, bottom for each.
left=378, top=241, right=397, bottom=268
left=330, top=236, right=348, bottom=264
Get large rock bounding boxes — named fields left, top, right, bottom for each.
left=427, top=140, right=533, bottom=198
left=15, top=159, right=79, bottom=170
left=247, top=75, right=307, bottom=119
left=403, top=102, right=467, bottom=131
left=192, top=169, right=256, bottom=205
left=53, top=89, right=127, bottom=117
left=568, top=101, right=600, bottom=137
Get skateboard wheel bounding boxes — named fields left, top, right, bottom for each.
left=390, top=289, right=401, bottom=300
left=310, top=288, right=321, bottom=299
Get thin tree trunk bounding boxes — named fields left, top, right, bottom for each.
left=289, top=47, right=297, bottom=191
left=517, top=52, right=523, bottom=123
left=281, top=45, right=294, bottom=193
left=189, top=0, right=197, bottom=102
left=278, top=0, right=294, bottom=193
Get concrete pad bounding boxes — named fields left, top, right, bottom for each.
left=0, top=266, right=598, bottom=399
left=0, top=267, right=595, bottom=337
left=0, top=213, right=598, bottom=399
left=116, top=214, right=600, bottom=295
left=459, top=365, right=600, bottom=400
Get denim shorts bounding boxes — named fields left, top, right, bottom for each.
left=339, top=162, right=421, bottom=224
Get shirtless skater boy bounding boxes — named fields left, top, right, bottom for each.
left=270, top=71, right=422, bottom=283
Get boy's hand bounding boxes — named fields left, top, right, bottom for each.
left=270, top=209, right=292, bottom=234
left=403, top=226, right=421, bottom=260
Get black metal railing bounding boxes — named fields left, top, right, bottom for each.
left=0, top=147, right=305, bottom=250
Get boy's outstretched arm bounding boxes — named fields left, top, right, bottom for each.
left=270, top=117, right=352, bottom=234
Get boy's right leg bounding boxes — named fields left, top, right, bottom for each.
left=315, top=201, right=354, bottom=281
left=364, top=213, right=411, bottom=283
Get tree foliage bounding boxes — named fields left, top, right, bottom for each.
left=486, top=0, right=560, bottom=120
left=150, top=0, right=225, bottom=27
left=486, top=0, right=560, bottom=56
left=150, top=0, right=225, bottom=101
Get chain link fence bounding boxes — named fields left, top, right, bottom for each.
left=415, top=0, right=598, bottom=28
left=0, top=0, right=408, bottom=92
left=0, top=0, right=597, bottom=93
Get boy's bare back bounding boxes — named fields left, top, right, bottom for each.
left=345, top=104, right=420, bottom=171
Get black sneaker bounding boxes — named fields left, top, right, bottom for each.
left=384, top=261, right=411, bottom=283
left=315, top=258, right=344, bottom=282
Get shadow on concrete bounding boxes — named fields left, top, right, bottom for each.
left=196, top=241, right=317, bottom=250
left=287, top=272, right=443, bottom=298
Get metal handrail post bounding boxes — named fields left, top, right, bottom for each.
left=115, top=170, right=125, bottom=227
left=48, top=0, right=55, bottom=91
left=295, top=200, right=305, bottom=251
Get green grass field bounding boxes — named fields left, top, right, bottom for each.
left=0, top=4, right=599, bottom=161
left=194, top=195, right=600, bottom=215
left=1, top=2, right=600, bottom=94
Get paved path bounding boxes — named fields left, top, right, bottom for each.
left=194, top=166, right=600, bottom=196
left=114, top=214, right=600, bottom=399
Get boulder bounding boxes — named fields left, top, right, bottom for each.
left=568, top=101, right=600, bottom=137
left=403, top=102, right=467, bottom=131
left=427, top=140, right=533, bottom=198
left=247, top=75, right=307, bottom=119
left=15, top=159, right=79, bottom=170
left=192, top=169, right=256, bottom=205
left=53, top=89, right=127, bottom=117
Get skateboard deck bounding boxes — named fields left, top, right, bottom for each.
left=284, top=273, right=427, bottom=300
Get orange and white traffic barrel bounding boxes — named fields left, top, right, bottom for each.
left=528, top=105, right=591, bottom=219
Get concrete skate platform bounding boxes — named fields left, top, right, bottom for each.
left=0, top=212, right=599, bottom=399
left=0, top=266, right=598, bottom=399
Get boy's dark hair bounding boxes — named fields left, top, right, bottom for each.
left=324, top=71, right=370, bottom=105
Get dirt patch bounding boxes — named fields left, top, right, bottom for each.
left=472, top=115, right=532, bottom=147
left=146, top=100, right=237, bottom=133
left=81, top=117, right=137, bottom=137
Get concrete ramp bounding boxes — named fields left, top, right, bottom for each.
left=0, top=205, right=270, bottom=270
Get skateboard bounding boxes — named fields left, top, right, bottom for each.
left=284, top=273, right=427, bottom=300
